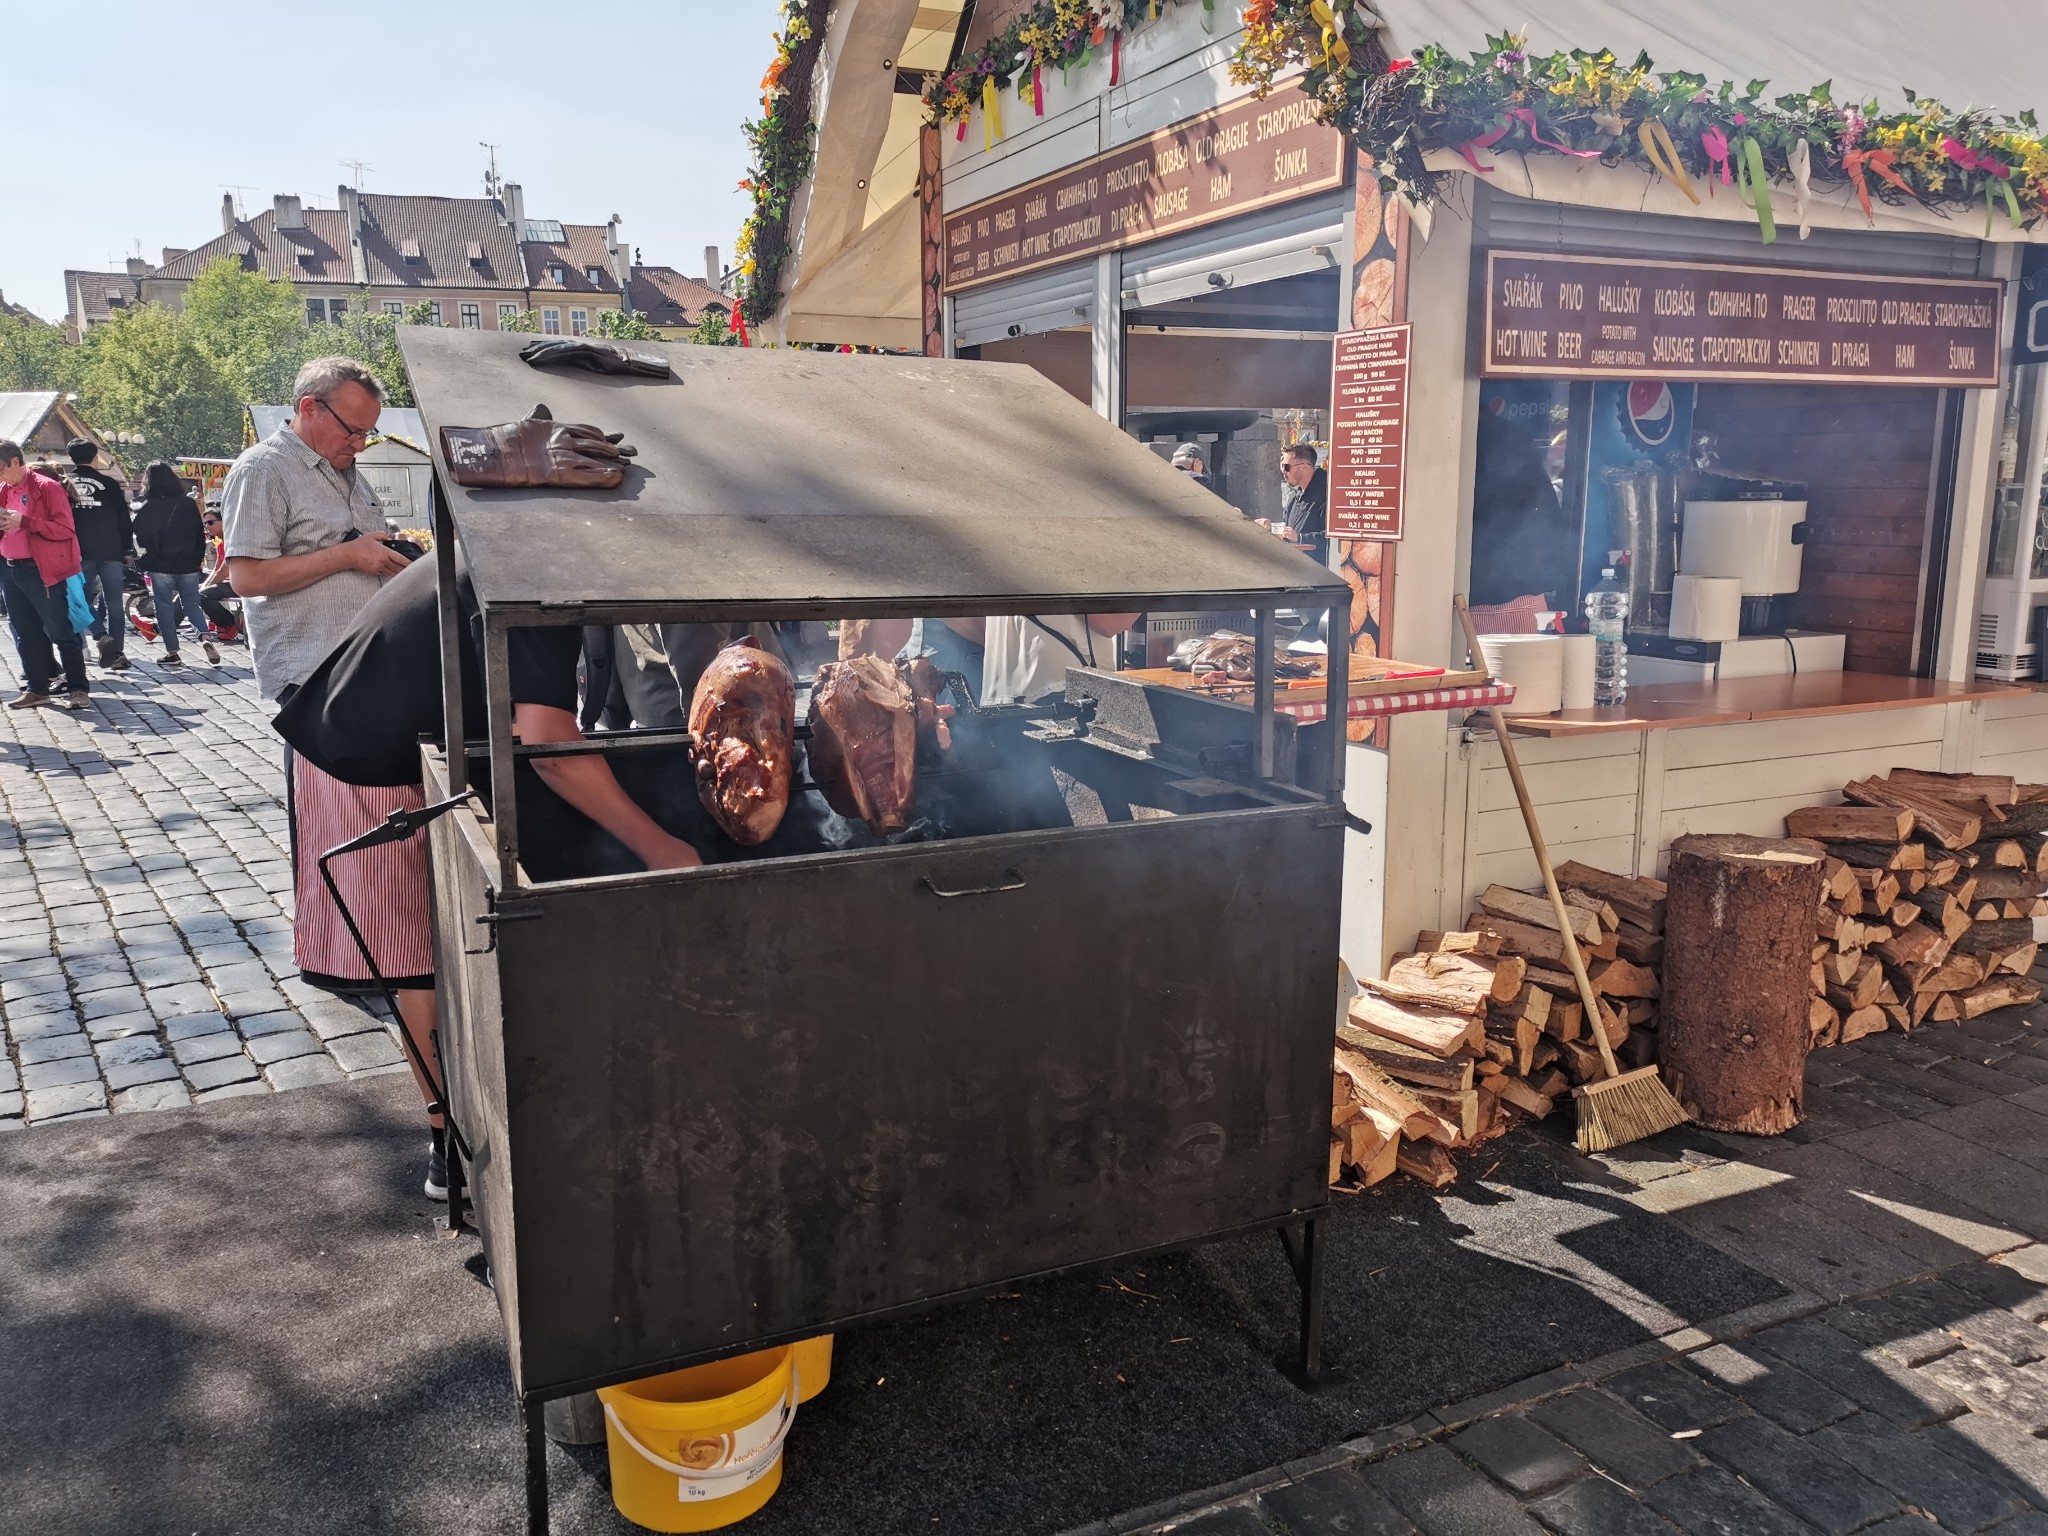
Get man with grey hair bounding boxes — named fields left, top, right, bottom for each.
left=222, top=355, right=412, bottom=701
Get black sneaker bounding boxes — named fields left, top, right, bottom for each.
left=160, top=653, right=184, bottom=669
left=425, top=1127, right=448, bottom=1202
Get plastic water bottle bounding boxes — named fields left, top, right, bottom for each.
left=1585, top=567, right=1629, bottom=706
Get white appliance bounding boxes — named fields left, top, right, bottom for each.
left=1680, top=497, right=1809, bottom=595
left=1626, top=629, right=1846, bottom=684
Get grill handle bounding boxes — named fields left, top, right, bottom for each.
left=920, top=868, right=1027, bottom=898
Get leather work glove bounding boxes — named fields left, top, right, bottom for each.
left=439, top=404, right=638, bottom=490
left=517, top=338, right=671, bottom=379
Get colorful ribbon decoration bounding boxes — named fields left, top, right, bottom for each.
left=1700, top=126, right=1732, bottom=189
left=1843, top=146, right=1913, bottom=221
left=1789, top=137, right=1813, bottom=239
left=982, top=74, right=1002, bottom=151
left=1033, top=62, right=1045, bottom=116
left=1308, top=0, right=1350, bottom=70
left=1109, top=26, right=1122, bottom=86
left=1506, top=107, right=1601, bottom=158
left=1456, top=123, right=1511, bottom=173
left=1637, top=121, right=1700, bottom=203
left=1942, top=137, right=2022, bottom=232
left=1735, top=134, right=1776, bottom=243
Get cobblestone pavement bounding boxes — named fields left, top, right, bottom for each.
left=1104, top=1005, right=2048, bottom=1536
left=0, top=641, right=408, bottom=1128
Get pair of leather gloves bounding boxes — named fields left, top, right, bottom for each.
left=440, top=404, right=637, bottom=490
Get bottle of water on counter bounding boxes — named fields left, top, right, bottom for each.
left=1585, top=567, right=1628, bottom=706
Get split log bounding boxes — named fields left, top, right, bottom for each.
left=1851, top=868, right=1903, bottom=908
left=1561, top=887, right=1620, bottom=930
left=1411, top=1087, right=1480, bottom=1144
left=1347, top=992, right=1485, bottom=1058
left=1494, top=1077, right=1555, bottom=1119
left=1932, top=993, right=1961, bottom=1022
left=1825, top=957, right=1884, bottom=1012
left=1998, top=943, right=2040, bottom=975
left=1888, top=767, right=2017, bottom=807
left=1415, top=929, right=1505, bottom=957
left=1881, top=1003, right=1911, bottom=1032
left=1467, top=912, right=1617, bottom=965
left=1842, top=777, right=1982, bottom=849
left=1396, top=1140, right=1457, bottom=1189
left=1826, top=841, right=1927, bottom=871
left=1552, top=861, right=1667, bottom=931
left=1613, top=922, right=1665, bottom=967
left=1956, top=919, right=2036, bottom=957
left=1488, top=983, right=1553, bottom=1030
left=1785, top=804, right=1915, bottom=842
left=1961, top=976, right=2044, bottom=1018
left=1477, top=884, right=1605, bottom=946
left=1909, top=888, right=1972, bottom=942
left=1917, top=952, right=1988, bottom=995
left=1808, top=997, right=1840, bottom=1040
left=1824, top=859, right=1859, bottom=903
left=1877, top=924, right=1951, bottom=974
left=1840, top=1005, right=1890, bottom=1043
left=1661, top=834, right=1823, bottom=1135
left=1333, top=1049, right=1436, bottom=1139
left=1928, top=857, right=1963, bottom=888
left=1484, top=1014, right=1540, bottom=1076
left=1367, top=951, right=1526, bottom=1016
left=1558, top=1037, right=1608, bottom=1085
left=1337, top=1023, right=1476, bottom=1091
left=1346, top=1115, right=1400, bottom=1186
left=1888, top=902, right=1921, bottom=930
left=1824, top=948, right=1864, bottom=987
left=1592, top=958, right=1659, bottom=999
left=1967, top=868, right=2047, bottom=902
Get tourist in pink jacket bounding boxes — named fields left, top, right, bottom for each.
left=0, top=438, right=88, bottom=709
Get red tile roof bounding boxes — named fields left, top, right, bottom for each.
left=522, top=223, right=620, bottom=294
left=629, top=266, right=730, bottom=327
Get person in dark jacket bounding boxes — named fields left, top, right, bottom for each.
left=132, top=462, right=216, bottom=668
left=1268, top=442, right=1328, bottom=562
left=62, top=439, right=135, bottom=670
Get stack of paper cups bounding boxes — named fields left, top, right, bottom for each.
left=1669, top=574, right=1743, bottom=642
left=1560, top=634, right=1598, bottom=710
left=1479, top=633, right=1564, bottom=715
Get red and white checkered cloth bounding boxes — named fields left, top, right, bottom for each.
left=1275, top=681, right=1517, bottom=724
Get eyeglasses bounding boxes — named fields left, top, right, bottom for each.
left=313, top=397, right=376, bottom=444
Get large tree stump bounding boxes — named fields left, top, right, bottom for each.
left=1661, top=834, right=1825, bottom=1135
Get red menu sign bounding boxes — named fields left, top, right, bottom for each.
left=1482, top=250, right=2001, bottom=387
left=1328, top=324, right=1410, bottom=541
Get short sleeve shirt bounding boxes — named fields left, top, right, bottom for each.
left=978, top=615, right=1107, bottom=705
left=221, top=426, right=390, bottom=700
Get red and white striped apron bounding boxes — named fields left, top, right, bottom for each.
left=292, top=756, right=433, bottom=981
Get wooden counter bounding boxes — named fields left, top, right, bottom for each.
left=1505, top=671, right=2025, bottom=737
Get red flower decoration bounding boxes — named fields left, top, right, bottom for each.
left=1388, top=57, right=1415, bottom=73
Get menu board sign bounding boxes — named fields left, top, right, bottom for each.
left=942, top=87, right=1346, bottom=293
left=1327, top=323, right=1410, bottom=541
left=1482, top=251, right=2002, bottom=388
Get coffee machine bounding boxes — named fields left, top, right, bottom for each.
left=1678, top=473, right=1810, bottom=634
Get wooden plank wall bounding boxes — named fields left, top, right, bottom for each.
left=1691, top=384, right=1940, bottom=675
left=1977, top=691, right=2048, bottom=784
left=1458, top=732, right=1640, bottom=911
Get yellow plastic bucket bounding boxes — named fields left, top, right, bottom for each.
left=791, top=1334, right=833, bottom=1404
left=597, top=1346, right=798, bottom=1532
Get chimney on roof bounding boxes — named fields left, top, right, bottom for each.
left=336, top=184, right=369, bottom=286
left=503, top=182, right=526, bottom=237
left=221, top=192, right=238, bottom=233
left=274, top=194, right=306, bottom=230
left=124, top=257, right=150, bottom=277
left=705, top=246, right=720, bottom=286
left=607, top=219, right=634, bottom=311
left=162, top=247, right=188, bottom=268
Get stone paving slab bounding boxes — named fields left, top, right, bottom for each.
left=0, top=647, right=413, bottom=1129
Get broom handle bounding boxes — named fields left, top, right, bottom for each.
left=1455, top=597, right=1623, bottom=1082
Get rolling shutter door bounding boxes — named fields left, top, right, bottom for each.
left=952, top=259, right=1096, bottom=348
left=1119, top=189, right=1352, bottom=307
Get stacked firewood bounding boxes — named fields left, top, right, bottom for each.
left=1331, top=862, right=1670, bottom=1190
left=1789, top=771, right=2047, bottom=1048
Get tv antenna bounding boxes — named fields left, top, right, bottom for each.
left=219, top=184, right=257, bottom=220
left=480, top=142, right=503, bottom=201
left=341, top=158, right=374, bottom=192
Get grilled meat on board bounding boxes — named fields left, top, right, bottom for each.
left=687, top=638, right=796, bottom=845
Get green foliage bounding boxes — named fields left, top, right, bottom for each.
left=181, top=259, right=306, bottom=405
left=592, top=308, right=664, bottom=341
left=76, top=305, right=242, bottom=457
left=300, top=304, right=416, bottom=407
left=497, top=309, right=543, bottom=333
left=0, top=311, right=79, bottom=393
left=688, top=309, right=739, bottom=346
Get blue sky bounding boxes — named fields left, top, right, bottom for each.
left=3, top=0, right=784, bottom=321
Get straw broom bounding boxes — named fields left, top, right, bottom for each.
left=1455, top=597, right=1687, bottom=1152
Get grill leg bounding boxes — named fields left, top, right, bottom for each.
left=524, top=1396, right=550, bottom=1536
left=445, top=1126, right=467, bottom=1235
left=1275, top=1218, right=1330, bottom=1388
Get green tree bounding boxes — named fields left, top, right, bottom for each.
left=300, top=303, right=415, bottom=406
left=593, top=308, right=664, bottom=341
left=76, top=305, right=242, bottom=457
left=689, top=309, right=738, bottom=346
left=182, top=258, right=306, bottom=405
left=497, top=309, right=543, bottom=333
left=0, top=311, right=79, bottom=391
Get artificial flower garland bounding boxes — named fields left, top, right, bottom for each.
left=735, top=0, right=831, bottom=333
left=1231, top=6, right=2048, bottom=240
left=923, top=0, right=1208, bottom=144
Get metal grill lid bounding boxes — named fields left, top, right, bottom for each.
left=396, top=328, right=1345, bottom=620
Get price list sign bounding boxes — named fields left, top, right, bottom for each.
left=1327, top=323, right=1410, bottom=541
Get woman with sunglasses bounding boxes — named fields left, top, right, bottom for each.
left=132, top=462, right=217, bottom=667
